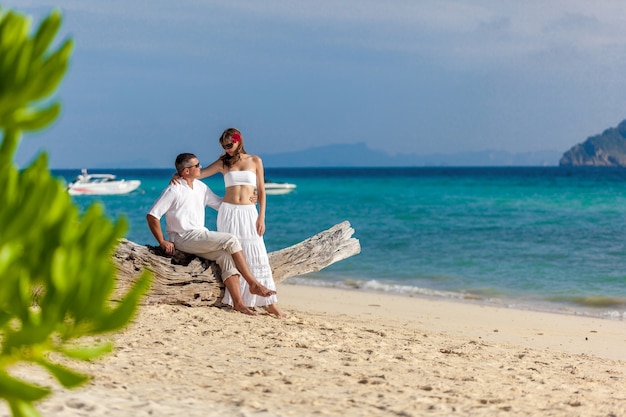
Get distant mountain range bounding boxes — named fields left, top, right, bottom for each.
left=261, top=142, right=561, bottom=168
left=560, top=119, right=626, bottom=167
left=100, top=142, right=561, bottom=169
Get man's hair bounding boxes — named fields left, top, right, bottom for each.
left=175, top=153, right=197, bottom=174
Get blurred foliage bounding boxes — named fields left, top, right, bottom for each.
left=0, top=7, right=151, bottom=417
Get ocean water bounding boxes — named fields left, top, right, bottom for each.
left=54, top=167, right=626, bottom=320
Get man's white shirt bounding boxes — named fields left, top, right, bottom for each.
left=148, top=179, right=222, bottom=241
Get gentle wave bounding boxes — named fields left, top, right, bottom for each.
left=546, top=295, right=626, bottom=309
left=286, top=277, right=626, bottom=320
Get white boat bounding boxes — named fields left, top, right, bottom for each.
left=264, top=179, right=296, bottom=195
left=67, top=169, right=141, bottom=195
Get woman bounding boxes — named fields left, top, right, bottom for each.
left=194, top=128, right=286, bottom=318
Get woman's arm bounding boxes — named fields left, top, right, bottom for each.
left=198, top=158, right=223, bottom=179
left=171, top=158, right=223, bottom=184
left=254, top=155, right=266, bottom=236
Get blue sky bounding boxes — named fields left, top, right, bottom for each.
left=8, top=0, right=626, bottom=168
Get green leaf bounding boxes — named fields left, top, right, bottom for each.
left=34, top=358, right=89, bottom=388
left=94, top=271, right=151, bottom=333
left=0, top=129, right=20, bottom=165
left=0, top=371, right=50, bottom=402
left=9, top=399, right=44, bottom=417
left=13, top=33, right=33, bottom=87
left=31, top=10, right=60, bottom=60
left=12, top=103, right=60, bottom=131
left=60, top=341, right=113, bottom=360
left=0, top=310, right=11, bottom=328
left=2, top=321, right=55, bottom=352
left=28, top=39, right=73, bottom=102
left=0, top=12, right=29, bottom=93
left=50, top=247, right=69, bottom=295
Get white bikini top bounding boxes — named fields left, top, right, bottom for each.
left=224, top=170, right=256, bottom=187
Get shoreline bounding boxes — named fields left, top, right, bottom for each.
left=3, top=282, right=624, bottom=417
left=280, top=283, right=626, bottom=361
left=287, top=277, right=626, bottom=322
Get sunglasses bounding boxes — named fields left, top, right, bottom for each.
left=185, top=163, right=201, bottom=169
left=222, top=142, right=235, bottom=150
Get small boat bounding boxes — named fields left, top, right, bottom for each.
left=264, top=179, right=296, bottom=195
left=67, top=169, right=141, bottom=195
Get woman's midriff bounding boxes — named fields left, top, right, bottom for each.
left=223, top=185, right=255, bottom=205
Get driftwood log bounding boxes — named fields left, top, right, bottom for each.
left=112, top=221, right=360, bottom=306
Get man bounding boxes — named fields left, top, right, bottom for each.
left=146, top=152, right=275, bottom=315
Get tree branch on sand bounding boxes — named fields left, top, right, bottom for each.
left=112, top=221, right=361, bottom=307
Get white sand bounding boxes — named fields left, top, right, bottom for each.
left=2, top=284, right=625, bottom=416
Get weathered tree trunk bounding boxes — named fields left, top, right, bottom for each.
left=112, top=221, right=360, bottom=306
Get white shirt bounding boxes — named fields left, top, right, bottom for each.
left=148, top=179, right=222, bottom=240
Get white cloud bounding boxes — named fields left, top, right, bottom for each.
left=212, top=0, right=626, bottom=75
left=8, top=0, right=626, bottom=162
left=11, top=0, right=626, bottom=72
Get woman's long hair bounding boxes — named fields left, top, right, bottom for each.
left=219, top=127, right=246, bottom=167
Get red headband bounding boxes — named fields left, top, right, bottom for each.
left=231, top=132, right=241, bottom=143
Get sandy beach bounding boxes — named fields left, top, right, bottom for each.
left=3, top=284, right=625, bottom=417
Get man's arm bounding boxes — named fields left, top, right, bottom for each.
left=146, top=214, right=175, bottom=255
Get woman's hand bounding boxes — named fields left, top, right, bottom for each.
left=256, top=218, right=265, bottom=236
left=170, top=173, right=182, bottom=185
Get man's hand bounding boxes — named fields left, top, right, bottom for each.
left=250, top=190, right=258, bottom=204
left=160, top=240, right=175, bottom=255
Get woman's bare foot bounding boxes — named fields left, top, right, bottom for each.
left=233, top=304, right=257, bottom=316
left=266, top=303, right=288, bottom=318
left=249, top=282, right=276, bottom=297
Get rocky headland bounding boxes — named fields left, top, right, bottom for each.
left=560, top=119, right=626, bottom=167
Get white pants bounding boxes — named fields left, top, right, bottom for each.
left=172, top=228, right=242, bottom=281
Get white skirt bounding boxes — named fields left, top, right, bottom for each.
left=218, top=202, right=278, bottom=307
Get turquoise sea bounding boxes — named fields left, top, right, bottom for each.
left=54, top=167, right=626, bottom=320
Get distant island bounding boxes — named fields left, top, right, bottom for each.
left=560, top=119, right=626, bottom=167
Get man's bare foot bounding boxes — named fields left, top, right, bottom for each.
left=233, top=304, right=257, bottom=316
left=249, top=283, right=276, bottom=297
left=266, top=303, right=288, bottom=318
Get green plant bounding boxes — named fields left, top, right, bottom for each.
left=0, top=8, right=151, bottom=417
